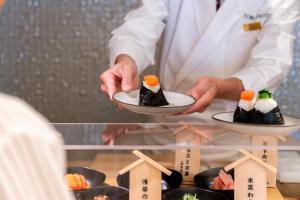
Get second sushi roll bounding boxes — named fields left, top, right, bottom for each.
left=252, top=89, right=284, bottom=125
left=233, top=89, right=285, bottom=125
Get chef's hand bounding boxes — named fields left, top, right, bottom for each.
left=100, top=54, right=139, bottom=99
left=182, top=77, right=244, bottom=114
left=102, top=124, right=143, bottom=145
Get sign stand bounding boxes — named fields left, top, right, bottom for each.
left=119, top=150, right=172, bottom=200
left=225, top=149, right=277, bottom=200
left=173, top=123, right=211, bottom=183
left=252, top=135, right=286, bottom=188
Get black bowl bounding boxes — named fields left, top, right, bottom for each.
left=76, top=186, right=129, bottom=200
left=67, top=167, right=106, bottom=188
left=163, top=188, right=229, bottom=200
left=194, top=167, right=234, bottom=200
left=117, top=169, right=182, bottom=191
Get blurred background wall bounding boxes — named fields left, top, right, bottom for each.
left=0, top=0, right=299, bottom=123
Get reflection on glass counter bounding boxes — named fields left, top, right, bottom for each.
left=55, top=123, right=300, bottom=200
left=55, top=123, right=300, bottom=149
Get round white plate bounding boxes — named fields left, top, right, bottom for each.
left=113, top=90, right=196, bottom=115
left=212, top=111, right=300, bottom=136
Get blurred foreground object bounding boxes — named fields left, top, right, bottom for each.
left=0, top=93, right=74, bottom=200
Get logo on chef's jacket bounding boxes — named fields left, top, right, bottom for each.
left=244, top=13, right=272, bottom=20
left=243, top=13, right=271, bottom=31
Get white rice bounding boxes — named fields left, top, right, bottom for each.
left=254, top=98, right=277, bottom=113
left=143, top=81, right=160, bottom=93
left=238, top=99, right=255, bottom=111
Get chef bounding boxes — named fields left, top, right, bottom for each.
left=100, top=0, right=300, bottom=121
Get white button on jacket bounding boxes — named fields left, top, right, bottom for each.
left=109, top=0, right=300, bottom=112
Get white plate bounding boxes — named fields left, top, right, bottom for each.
left=113, top=90, right=196, bottom=115
left=212, top=111, right=300, bottom=136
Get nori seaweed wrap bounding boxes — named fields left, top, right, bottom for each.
left=139, top=75, right=169, bottom=107
left=251, top=89, right=284, bottom=125
left=233, top=90, right=255, bottom=123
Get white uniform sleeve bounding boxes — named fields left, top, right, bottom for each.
left=233, top=0, right=300, bottom=93
left=0, top=93, right=74, bottom=200
left=109, top=0, right=168, bottom=73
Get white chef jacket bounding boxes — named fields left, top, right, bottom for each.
left=109, top=0, right=300, bottom=113
left=0, top=93, right=74, bottom=200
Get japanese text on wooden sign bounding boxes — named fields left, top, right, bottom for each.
left=248, top=177, right=254, bottom=200
left=142, top=179, right=148, bottom=199
left=262, top=141, right=268, bottom=162
left=180, top=149, right=191, bottom=177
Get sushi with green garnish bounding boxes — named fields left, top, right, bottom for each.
left=233, top=90, right=256, bottom=123
left=251, top=89, right=284, bottom=125
left=139, top=75, right=169, bottom=106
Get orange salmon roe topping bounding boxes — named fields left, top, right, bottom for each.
left=144, top=75, right=159, bottom=86
left=240, top=90, right=255, bottom=101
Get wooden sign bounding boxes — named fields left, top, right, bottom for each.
left=175, top=133, right=201, bottom=183
left=234, top=159, right=267, bottom=200
left=174, top=124, right=204, bottom=183
left=252, top=136, right=278, bottom=188
left=119, top=150, right=172, bottom=200
left=225, top=149, right=277, bottom=200
left=130, top=161, right=161, bottom=200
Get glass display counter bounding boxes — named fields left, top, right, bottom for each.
left=55, top=123, right=300, bottom=200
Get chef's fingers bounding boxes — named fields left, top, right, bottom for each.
left=195, top=90, right=214, bottom=112
left=105, top=75, right=118, bottom=99
left=183, top=89, right=214, bottom=114
left=103, top=139, right=115, bottom=145
left=100, top=71, right=119, bottom=99
left=120, top=64, right=136, bottom=92
left=102, top=131, right=112, bottom=144
left=108, top=136, right=115, bottom=145
left=188, top=78, right=211, bottom=100
left=101, top=125, right=123, bottom=144
left=103, top=135, right=116, bottom=146
left=182, top=90, right=208, bottom=114
left=101, top=85, right=115, bottom=101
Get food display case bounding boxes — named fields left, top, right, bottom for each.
left=55, top=123, right=300, bottom=200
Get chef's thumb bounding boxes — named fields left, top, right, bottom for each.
left=121, top=65, right=134, bottom=91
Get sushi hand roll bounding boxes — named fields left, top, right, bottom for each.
left=252, top=89, right=285, bottom=125
left=233, top=90, right=255, bottom=123
left=139, top=75, right=169, bottom=106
